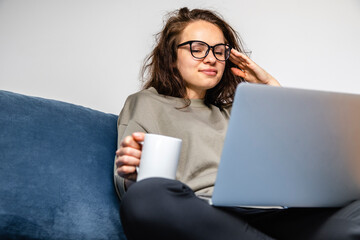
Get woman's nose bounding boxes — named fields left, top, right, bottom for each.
left=203, top=50, right=217, bottom=64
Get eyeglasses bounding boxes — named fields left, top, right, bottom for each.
left=177, top=40, right=232, bottom=62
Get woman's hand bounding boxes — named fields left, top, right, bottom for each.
left=115, top=132, right=145, bottom=189
left=229, top=49, right=280, bottom=86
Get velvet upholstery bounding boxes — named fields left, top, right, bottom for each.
left=0, top=90, right=126, bottom=239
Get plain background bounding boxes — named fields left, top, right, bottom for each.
left=1, top=0, right=359, bottom=114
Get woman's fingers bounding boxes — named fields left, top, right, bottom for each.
left=117, top=165, right=138, bottom=181
left=230, top=49, right=251, bottom=65
left=229, top=49, right=254, bottom=80
left=121, top=135, right=141, bottom=149
left=115, top=133, right=145, bottom=180
left=132, top=132, right=145, bottom=142
left=231, top=67, right=245, bottom=78
left=117, top=164, right=137, bottom=175
left=115, top=155, right=140, bottom=179
left=229, top=48, right=281, bottom=86
left=116, top=146, right=142, bottom=159
left=115, top=155, right=140, bottom=168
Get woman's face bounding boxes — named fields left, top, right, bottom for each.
left=176, top=20, right=226, bottom=99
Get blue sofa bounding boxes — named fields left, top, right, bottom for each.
left=0, top=90, right=127, bottom=239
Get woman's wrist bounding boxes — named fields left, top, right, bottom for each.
left=266, top=76, right=281, bottom=86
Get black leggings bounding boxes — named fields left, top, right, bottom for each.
left=120, top=178, right=360, bottom=240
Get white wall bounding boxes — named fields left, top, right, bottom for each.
left=1, top=0, right=360, bottom=114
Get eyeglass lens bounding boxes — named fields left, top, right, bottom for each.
left=191, top=42, right=229, bottom=61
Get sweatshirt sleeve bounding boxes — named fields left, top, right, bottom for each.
left=113, top=95, right=148, bottom=201
left=114, top=121, right=146, bottom=201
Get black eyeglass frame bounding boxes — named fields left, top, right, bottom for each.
left=177, top=40, right=232, bottom=62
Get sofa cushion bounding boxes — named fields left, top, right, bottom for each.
left=0, top=90, right=126, bottom=239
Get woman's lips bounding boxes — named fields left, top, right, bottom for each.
left=199, top=69, right=218, bottom=76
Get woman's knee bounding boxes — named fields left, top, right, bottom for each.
left=120, top=178, right=194, bottom=224
left=314, top=200, right=360, bottom=239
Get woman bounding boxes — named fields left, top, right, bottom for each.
left=114, top=7, right=360, bottom=240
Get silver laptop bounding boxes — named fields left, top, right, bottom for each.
left=211, top=83, right=360, bottom=208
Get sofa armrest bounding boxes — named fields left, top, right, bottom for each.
left=0, top=90, right=126, bottom=239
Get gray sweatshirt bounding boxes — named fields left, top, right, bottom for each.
left=114, top=87, right=231, bottom=200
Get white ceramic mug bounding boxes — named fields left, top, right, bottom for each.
left=136, top=134, right=182, bottom=182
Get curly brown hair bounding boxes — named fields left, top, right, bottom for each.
left=142, top=7, right=246, bottom=108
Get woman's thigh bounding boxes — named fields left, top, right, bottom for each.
left=241, top=201, right=360, bottom=240
left=120, top=178, right=272, bottom=240
left=120, top=178, right=360, bottom=240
